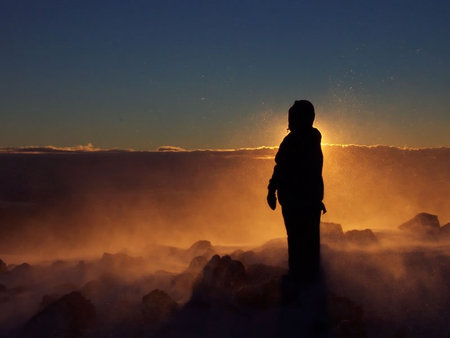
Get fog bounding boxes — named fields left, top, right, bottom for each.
left=0, top=145, right=449, bottom=337
left=0, top=145, right=448, bottom=259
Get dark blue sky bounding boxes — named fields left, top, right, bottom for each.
left=1, top=0, right=449, bottom=149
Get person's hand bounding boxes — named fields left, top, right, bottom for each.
left=267, top=190, right=277, bottom=210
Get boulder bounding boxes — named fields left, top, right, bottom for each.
left=344, top=229, right=378, bottom=246
left=328, top=295, right=366, bottom=338
left=236, top=278, right=281, bottom=308
left=186, top=240, right=215, bottom=259
left=245, top=264, right=286, bottom=285
left=142, top=289, right=178, bottom=323
left=236, top=264, right=285, bottom=308
left=51, top=282, right=78, bottom=295
left=187, top=255, right=208, bottom=274
left=440, top=223, right=450, bottom=240
left=0, top=283, right=9, bottom=303
left=79, top=280, right=102, bottom=301
left=21, top=291, right=95, bottom=338
left=321, top=222, right=344, bottom=242
left=191, top=255, right=246, bottom=303
left=231, top=250, right=259, bottom=266
left=11, top=263, right=32, bottom=278
left=39, top=294, right=60, bottom=310
left=398, top=213, right=440, bottom=240
left=0, top=259, right=7, bottom=273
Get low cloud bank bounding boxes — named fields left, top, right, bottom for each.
left=0, top=144, right=448, bottom=257
left=1, top=144, right=449, bottom=154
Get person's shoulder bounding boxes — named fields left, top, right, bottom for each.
left=311, top=128, right=322, bottom=142
left=280, top=132, right=293, bottom=144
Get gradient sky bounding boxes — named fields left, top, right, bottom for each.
left=1, top=0, right=449, bottom=149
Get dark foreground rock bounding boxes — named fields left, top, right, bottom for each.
left=20, top=291, right=95, bottom=338
left=152, top=255, right=368, bottom=338
left=191, top=255, right=246, bottom=303
left=0, top=259, right=7, bottom=273
left=142, top=289, right=178, bottom=323
left=398, top=212, right=440, bottom=240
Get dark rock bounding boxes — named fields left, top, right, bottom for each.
left=142, top=289, right=178, bottom=323
left=344, top=229, right=378, bottom=246
left=187, top=255, right=208, bottom=274
left=51, top=282, right=78, bottom=296
left=236, top=278, right=281, bottom=308
left=328, top=295, right=366, bottom=338
left=79, top=280, right=102, bottom=301
left=11, top=263, right=32, bottom=278
left=51, top=260, right=68, bottom=269
left=235, top=264, right=285, bottom=308
left=231, top=250, right=259, bottom=266
left=440, top=223, right=450, bottom=240
left=259, top=238, right=286, bottom=250
left=398, top=213, right=440, bottom=240
left=21, top=291, right=95, bottom=338
left=245, top=264, right=286, bottom=284
left=187, top=240, right=215, bottom=259
left=169, top=256, right=210, bottom=302
left=191, top=255, right=246, bottom=303
left=39, top=294, right=60, bottom=310
left=321, top=222, right=345, bottom=242
left=0, top=259, right=7, bottom=273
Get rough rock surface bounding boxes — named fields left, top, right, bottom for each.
left=191, top=255, right=246, bottom=303
left=0, top=259, right=7, bottom=273
left=328, top=295, right=366, bottom=338
left=344, top=229, right=378, bottom=246
left=142, top=289, right=178, bottom=323
left=186, top=240, right=215, bottom=259
left=21, top=291, right=95, bottom=338
left=398, top=213, right=440, bottom=240
left=321, top=222, right=345, bottom=242
left=440, top=223, right=450, bottom=240
left=187, top=255, right=209, bottom=274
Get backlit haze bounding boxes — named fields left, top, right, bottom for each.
left=1, top=3, right=450, bottom=337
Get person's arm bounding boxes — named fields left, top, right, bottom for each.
left=267, top=139, right=287, bottom=210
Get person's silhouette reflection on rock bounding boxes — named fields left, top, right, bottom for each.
left=267, top=100, right=326, bottom=285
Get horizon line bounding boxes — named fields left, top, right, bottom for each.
left=0, top=143, right=449, bottom=154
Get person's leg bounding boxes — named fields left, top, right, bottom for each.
left=281, top=203, right=302, bottom=280
left=282, top=203, right=321, bottom=284
left=301, top=207, right=321, bottom=283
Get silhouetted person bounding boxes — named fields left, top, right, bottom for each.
left=267, top=100, right=326, bottom=285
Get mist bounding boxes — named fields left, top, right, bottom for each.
left=0, top=145, right=449, bottom=337
left=0, top=145, right=448, bottom=258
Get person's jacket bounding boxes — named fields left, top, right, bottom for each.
left=268, top=127, right=324, bottom=206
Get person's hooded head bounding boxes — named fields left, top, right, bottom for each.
left=288, top=100, right=315, bottom=132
